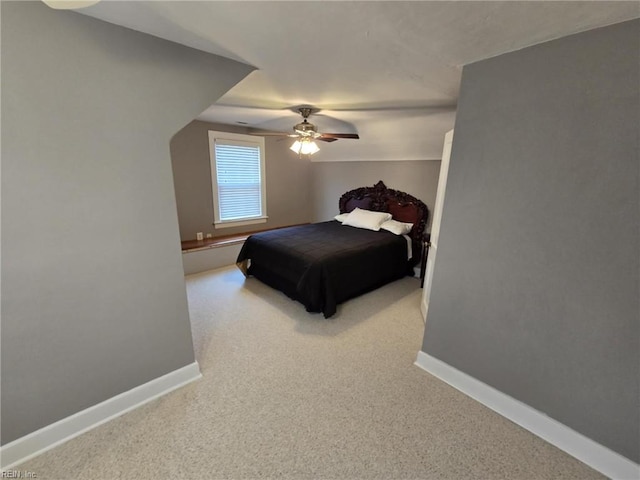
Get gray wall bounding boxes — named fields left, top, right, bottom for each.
left=311, top=161, right=441, bottom=230
left=171, top=120, right=313, bottom=241
left=422, top=19, right=639, bottom=462
left=1, top=2, right=253, bottom=444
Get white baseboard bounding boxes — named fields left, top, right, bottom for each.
left=182, top=243, right=243, bottom=275
left=1, top=362, right=202, bottom=470
left=414, top=351, right=639, bottom=480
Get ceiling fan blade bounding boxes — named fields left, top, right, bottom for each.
left=316, top=137, right=338, bottom=143
left=318, top=133, right=360, bottom=140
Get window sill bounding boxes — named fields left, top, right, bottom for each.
left=214, top=217, right=268, bottom=229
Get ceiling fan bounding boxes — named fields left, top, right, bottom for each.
left=255, top=107, right=359, bottom=155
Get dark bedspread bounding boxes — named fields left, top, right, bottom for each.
left=236, top=221, right=410, bottom=317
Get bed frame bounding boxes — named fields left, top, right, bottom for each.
left=237, top=181, right=430, bottom=317
left=339, top=181, right=429, bottom=264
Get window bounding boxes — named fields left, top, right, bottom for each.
left=208, top=131, right=267, bottom=229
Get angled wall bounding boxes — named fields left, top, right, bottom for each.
left=1, top=1, right=254, bottom=444
left=422, top=19, right=639, bottom=462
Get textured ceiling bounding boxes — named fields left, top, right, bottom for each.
left=80, top=1, right=639, bottom=161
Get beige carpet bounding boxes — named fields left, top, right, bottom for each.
left=21, top=266, right=603, bottom=479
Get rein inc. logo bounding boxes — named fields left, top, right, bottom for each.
left=1, top=471, right=37, bottom=479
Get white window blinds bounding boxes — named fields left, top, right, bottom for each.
left=215, top=141, right=262, bottom=221
left=209, top=132, right=267, bottom=228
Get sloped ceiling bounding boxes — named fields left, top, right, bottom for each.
left=80, top=1, right=639, bottom=162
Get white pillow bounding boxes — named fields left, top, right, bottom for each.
left=380, top=219, right=413, bottom=235
left=334, top=213, right=349, bottom=223
left=342, top=208, right=392, bottom=231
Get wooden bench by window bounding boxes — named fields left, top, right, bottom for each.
left=181, top=224, right=309, bottom=253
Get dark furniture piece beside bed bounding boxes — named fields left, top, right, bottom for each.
left=236, top=181, right=429, bottom=318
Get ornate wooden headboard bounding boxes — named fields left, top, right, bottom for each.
left=338, top=181, right=429, bottom=250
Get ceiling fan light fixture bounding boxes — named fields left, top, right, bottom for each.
left=290, top=138, right=319, bottom=156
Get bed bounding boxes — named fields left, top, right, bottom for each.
left=236, top=181, right=429, bottom=318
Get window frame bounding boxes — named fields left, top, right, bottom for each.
left=208, top=130, right=267, bottom=229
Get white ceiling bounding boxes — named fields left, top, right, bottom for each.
left=80, top=1, right=639, bottom=162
